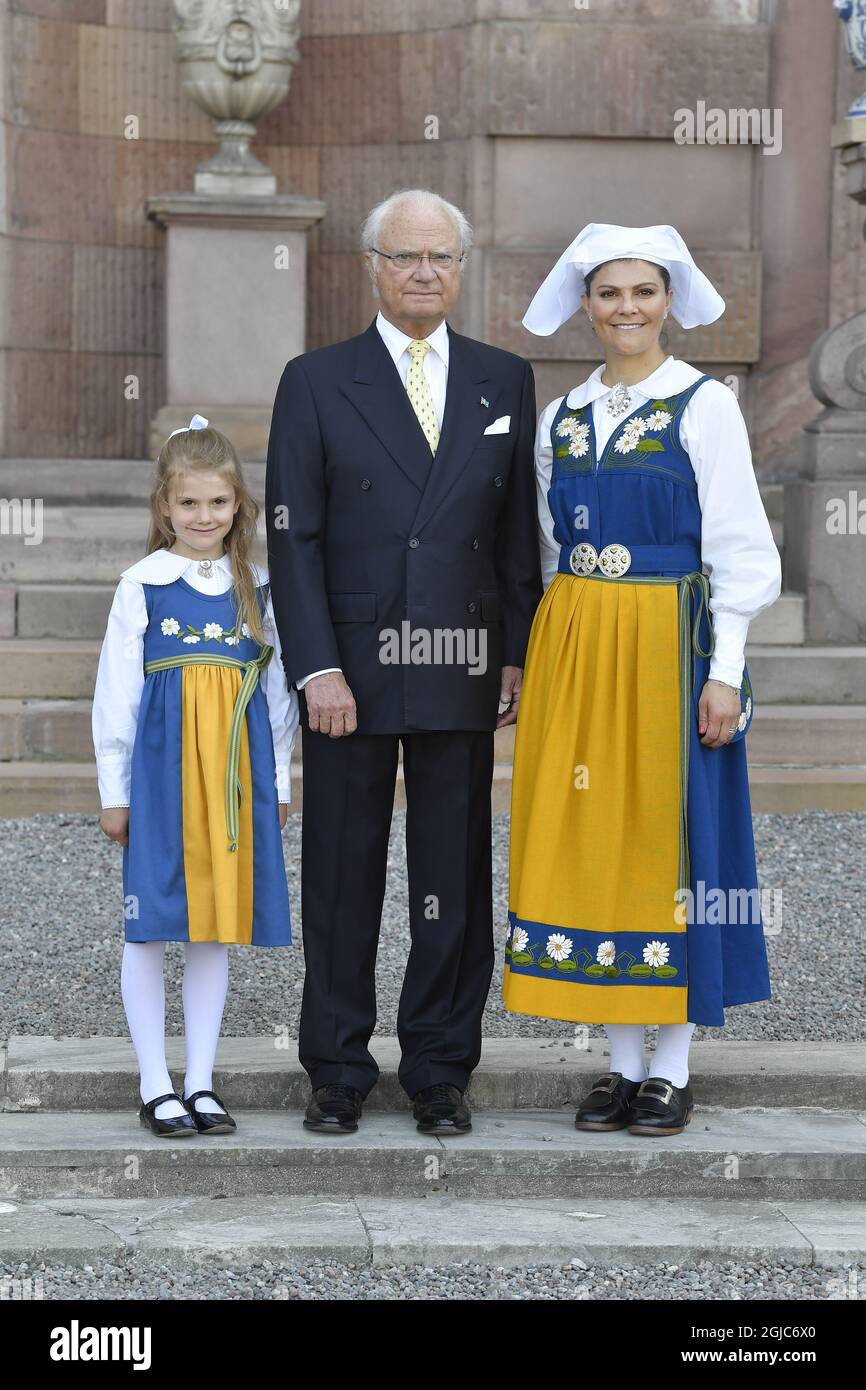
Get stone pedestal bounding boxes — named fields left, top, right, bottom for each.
left=146, top=192, right=326, bottom=460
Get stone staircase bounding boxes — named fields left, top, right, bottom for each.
left=0, top=1036, right=864, bottom=1268
left=1, top=463, right=865, bottom=813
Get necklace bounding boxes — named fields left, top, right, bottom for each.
left=605, top=382, right=633, bottom=418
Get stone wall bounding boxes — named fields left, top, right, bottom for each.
left=0, top=0, right=852, bottom=477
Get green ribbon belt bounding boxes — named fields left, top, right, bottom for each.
left=581, top=570, right=715, bottom=901
left=143, top=646, right=274, bottom=853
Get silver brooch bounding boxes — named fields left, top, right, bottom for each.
left=197, top=558, right=215, bottom=578
left=606, top=382, right=633, bottom=418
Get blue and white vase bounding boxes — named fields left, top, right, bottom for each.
left=836, top=0, right=866, bottom=117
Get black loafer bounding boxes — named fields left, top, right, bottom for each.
left=139, top=1091, right=197, bottom=1138
left=413, top=1084, right=471, bottom=1135
left=575, top=1072, right=642, bottom=1131
left=183, top=1088, right=237, bottom=1135
left=303, top=1083, right=363, bottom=1134
left=627, top=1076, right=694, bottom=1136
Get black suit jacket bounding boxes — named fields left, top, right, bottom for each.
left=265, top=318, right=542, bottom=735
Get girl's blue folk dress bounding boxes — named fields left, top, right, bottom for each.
left=502, top=357, right=782, bottom=1028
left=92, top=550, right=297, bottom=947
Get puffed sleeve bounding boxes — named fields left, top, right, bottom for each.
left=91, top=578, right=148, bottom=809
left=680, top=380, right=782, bottom=688
left=535, top=395, right=565, bottom=591
left=261, top=587, right=300, bottom=806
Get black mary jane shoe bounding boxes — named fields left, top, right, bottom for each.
left=575, top=1072, right=642, bottom=1132
left=627, top=1076, right=694, bottom=1137
left=183, top=1089, right=237, bottom=1136
left=139, top=1091, right=197, bottom=1139
left=303, top=1083, right=363, bottom=1134
left=413, top=1084, right=472, bottom=1135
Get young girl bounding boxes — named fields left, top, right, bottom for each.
left=93, top=415, right=297, bottom=1137
left=503, top=225, right=781, bottom=1136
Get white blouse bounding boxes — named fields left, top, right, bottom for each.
left=534, top=356, right=782, bottom=688
left=91, top=549, right=299, bottom=810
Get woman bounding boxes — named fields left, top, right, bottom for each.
left=502, top=225, right=781, bottom=1136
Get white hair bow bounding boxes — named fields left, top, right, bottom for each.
left=166, top=413, right=209, bottom=442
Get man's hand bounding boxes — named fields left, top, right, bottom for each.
left=496, top=665, right=523, bottom=729
left=100, top=807, right=130, bottom=846
left=698, top=680, right=741, bottom=749
left=304, top=671, right=358, bottom=737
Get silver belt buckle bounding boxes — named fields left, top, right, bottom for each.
left=568, top=542, right=598, bottom=576
left=597, top=543, right=632, bottom=577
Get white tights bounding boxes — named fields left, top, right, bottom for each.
left=603, top=1022, right=696, bottom=1089
left=121, top=941, right=229, bottom=1119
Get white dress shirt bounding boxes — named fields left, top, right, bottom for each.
left=534, top=356, right=782, bottom=688
left=295, top=310, right=451, bottom=690
left=92, top=550, right=299, bottom=809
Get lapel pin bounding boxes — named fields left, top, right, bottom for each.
left=480, top=396, right=490, bottom=408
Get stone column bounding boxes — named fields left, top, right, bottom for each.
left=146, top=0, right=325, bottom=459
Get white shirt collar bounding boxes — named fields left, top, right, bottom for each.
left=566, top=355, right=701, bottom=409
left=121, top=548, right=235, bottom=586
left=375, top=310, right=449, bottom=368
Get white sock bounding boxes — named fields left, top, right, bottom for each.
left=603, top=1024, right=648, bottom=1084
left=121, top=941, right=186, bottom=1120
left=648, top=1023, right=695, bottom=1088
left=182, top=942, right=229, bottom=1115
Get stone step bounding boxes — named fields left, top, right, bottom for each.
left=3, top=699, right=863, bottom=767
left=2, top=759, right=866, bottom=815
left=0, top=458, right=266, bottom=507
left=748, top=593, right=804, bottom=645
left=3, top=1038, right=863, bottom=1113
left=745, top=645, right=866, bottom=703
left=0, top=1195, right=860, bottom=1270
left=1, top=1107, right=863, bottom=1201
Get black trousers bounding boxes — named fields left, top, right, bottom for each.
left=297, top=725, right=495, bottom=1099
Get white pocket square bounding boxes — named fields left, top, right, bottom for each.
left=483, top=415, right=510, bottom=435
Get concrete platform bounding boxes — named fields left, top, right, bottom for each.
left=0, top=1195, right=862, bottom=1269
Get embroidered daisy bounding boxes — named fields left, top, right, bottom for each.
left=203, top=622, right=223, bottom=640
left=161, top=617, right=180, bottom=636
left=546, top=932, right=573, bottom=962
left=614, top=427, right=641, bottom=455
left=224, top=635, right=239, bottom=646
left=555, top=416, right=582, bottom=438
left=645, top=410, right=672, bottom=431
left=182, top=633, right=201, bottom=644
left=512, top=926, right=529, bottom=953
left=596, top=940, right=616, bottom=967
left=643, top=939, right=670, bottom=968
left=566, top=423, right=590, bottom=458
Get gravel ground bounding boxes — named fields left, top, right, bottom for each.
left=0, top=810, right=864, bottom=1043
left=2, top=1255, right=863, bottom=1301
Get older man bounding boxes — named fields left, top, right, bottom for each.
left=265, top=188, right=541, bottom=1134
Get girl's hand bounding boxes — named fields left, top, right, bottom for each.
left=279, top=803, right=289, bottom=830
left=698, top=680, right=741, bottom=749
left=100, top=807, right=130, bottom=846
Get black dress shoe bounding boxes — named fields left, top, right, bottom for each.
left=575, top=1072, right=642, bottom=1131
left=303, top=1083, right=363, bottom=1134
left=183, top=1089, right=237, bottom=1135
left=138, top=1091, right=197, bottom=1138
left=413, top=1084, right=471, bottom=1135
left=627, top=1076, right=694, bottom=1136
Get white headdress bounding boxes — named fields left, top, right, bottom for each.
left=522, top=224, right=725, bottom=335
left=164, top=413, right=209, bottom=446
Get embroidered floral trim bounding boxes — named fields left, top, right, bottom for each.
left=505, top=925, right=678, bottom=978
left=613, top=404, right=673, bottom=456
left=555, top=414, right=591, bottom=459
left=160, top=617, right=251, bottom=646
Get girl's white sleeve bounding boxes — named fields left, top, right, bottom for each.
left=262, top=588, right=299, bottom=806
left=535, top=397, right=564, bottom=591
left=91, top=579, right=148, bottom=809
left=681, top=381, right=782, bottom=688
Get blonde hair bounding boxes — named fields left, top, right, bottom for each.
left=145, top=426, right=266, bottom=645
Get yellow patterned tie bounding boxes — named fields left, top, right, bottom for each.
left=405, top=339, right=440, bottom=454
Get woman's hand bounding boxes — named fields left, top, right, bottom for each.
left=698, top=680, right=741, bottom=749
left=100, top=807, right=130, bottom=846
left=279, top=803, right=289, bottom=830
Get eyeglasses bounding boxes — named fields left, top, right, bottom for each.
left=369, top=248, right=464, bottom=271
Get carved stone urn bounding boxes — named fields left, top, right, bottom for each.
left=174, top=0, right=301, bottom=195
